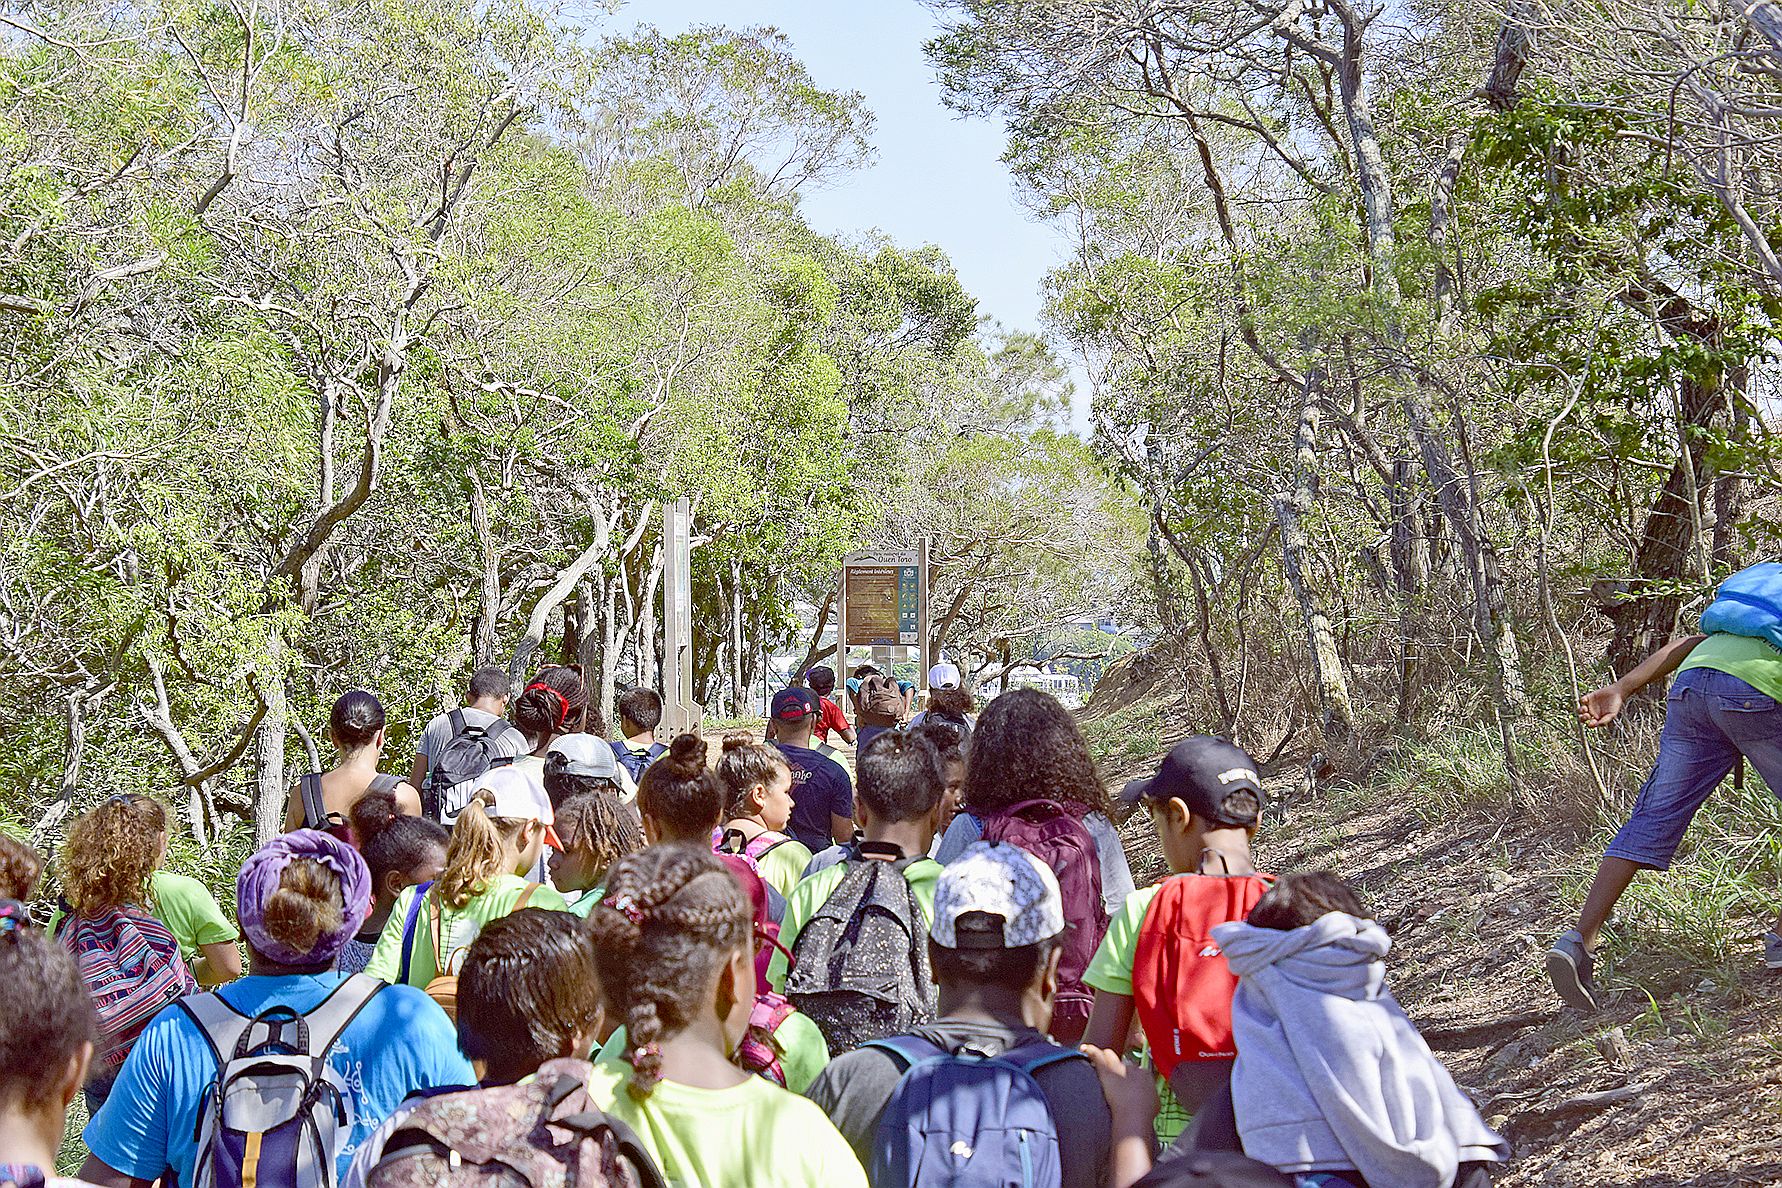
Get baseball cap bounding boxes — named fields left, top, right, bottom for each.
left=930, top=841, right=1065, bottom=949
left=547, top=733, right=620, bottom=781
left=470, top=766, right=562, bottom=849
left=1118, top=735, right=1264, bottom=827
left=770, top=687, right=819, bottom=722
left=928, top=662, right=961, bottom=689
left=1132, top=1152, right=1293, bottom=1187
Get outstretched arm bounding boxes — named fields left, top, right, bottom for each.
left=1579, top=634, right=1707, bottom=727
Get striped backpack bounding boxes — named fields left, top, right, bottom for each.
left=59, top=905, right=197, bottom=1068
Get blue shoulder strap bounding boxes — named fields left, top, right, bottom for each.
left=1000, top=1040, right=1085, bottom=1077
left=863, top=1033, right=948, bottom=1070
left=398, top=881, right=434, bottom=986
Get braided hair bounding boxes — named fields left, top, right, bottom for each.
left=587, top=843, right=750, bottom=1100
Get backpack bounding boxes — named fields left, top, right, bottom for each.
left=1132, top=873, right=1274, bottom=1077
left=977, top=803, right=1108, bottom=1044
left=366, top=1058, right=666, bottom=1188
left=298, top=772, right=402, bottom=836
left=736, top=992, right=797, bottom=1087
left=59, top=906, right=197, bottom=1069
left=426, top=709, right=521, bottom=821
left=182, top=973, right=385, bottom=1188
left=609, top=740, right=666, bottom=784
left=713, top=850, right=785, bottom=995
left=859, top=674, right=906, bottom=724
left=1700, top=562, right=1782, bottom=652
left=397, top=880, right=538, bottom=1019
left=866, top=1033, right=1081, bottom=1188
left=784, top=849, right=937, bottom=1054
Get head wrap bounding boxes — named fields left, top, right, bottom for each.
left=236, top=830, right=371, bottom=966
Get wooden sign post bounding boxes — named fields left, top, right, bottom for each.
left=662, top=497, right=701, bottom=735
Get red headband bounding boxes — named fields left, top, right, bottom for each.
left=525, top=682, right=571, bottom=728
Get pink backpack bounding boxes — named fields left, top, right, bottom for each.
left=59, top=906, right=197, bottom=1067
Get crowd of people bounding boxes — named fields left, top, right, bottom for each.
left=0, top=660, right=1515, bottom=1188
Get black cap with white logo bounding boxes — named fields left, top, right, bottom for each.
left=1118, top=735, right=1264, bottom=827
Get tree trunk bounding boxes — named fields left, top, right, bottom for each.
left=254, top=642, right=288, bottom=845
left=1711, top=367, right=1749, bottom=570
left=468, top=470, right=500, bottom=666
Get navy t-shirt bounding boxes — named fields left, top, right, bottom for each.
left=774, top=741, right=855, bottom=851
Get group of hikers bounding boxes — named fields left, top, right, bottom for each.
left=6, top=553, right=1782, bottom=1188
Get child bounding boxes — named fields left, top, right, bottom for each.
left=1082, top=736, right=1271, bottom=1113
left=585, top=843, right=866, bottom=1187
left=286, top=690, right=422, bottom=837
left=1216, top=874, right=1509, bottom=1188
left=0, top=833, right=42, bottom=902
left=716, top=733, right=813, bottom=901
left=612, top=687, right=669, bottom=782
left=771, top=732, right=948, bottom=1052
left=364, top=767, right=568, bottom=994
left=803, top=666, right=857, bottom=747
left=549, top=790, right=645, bottom=916
left=337, top=789, right=449, bottom=975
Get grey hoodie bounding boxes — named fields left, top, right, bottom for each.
left=1212, top=913, right=1509, bottom=1188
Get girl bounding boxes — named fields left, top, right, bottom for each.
left=336, top=789, right=449, bottom=976
left=363, top=767, right=568, bottom=991
left=510, top=664, right=591, bottom=783
left=585, top=844, right=864, bottom=1187
left=715, top=733, right=812, bottom=901
left=548, top=789, right=644, bottom=917
left=0, top=899, right=101, bottom=1188
left=285, top=690, right=421, bottom=840
left=0, top=834, right=42, bottom=902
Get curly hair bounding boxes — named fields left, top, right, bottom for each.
left=512, top=665, right=588, bottom=745
left=0, top=834, right=43, bottom=902
left=458, top=908, right=603, bottom=1082
left=587, top=843, right=750, bottom=1101
left=637, top=734, right=725, bottom=842
left=716, top=733, right=790, bottom=819
left=963, top=687, right=1109, bottom=816
left=60, top=795, right=167, bottom=914
left=926, top=687, right=976, bottom=720
left=262, top=859, right=346, bottom=957
left=555, top=790, right=644, bottom=875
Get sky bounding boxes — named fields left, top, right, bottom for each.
left=627, top=0, right=1087, bottom=424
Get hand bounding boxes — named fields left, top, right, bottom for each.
left=1080, top=1043, right=1158, bottom=1133
left=1578, top=683, right=1626, bottom=729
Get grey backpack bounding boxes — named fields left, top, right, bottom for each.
left=427, top=709, right=521, bottom=822
left=784, top=846, right=937, bottom=1055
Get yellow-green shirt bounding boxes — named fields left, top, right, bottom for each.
left=363, top=874, right=568, bottom=985
left=752, top=836, right=815, bottom=904
left=766, top=857, right=943, bottom=991
left=578, top=1061, right=865, bottom=1188
left=47, top=871, right=238, bottom=963
left=564, top=886, right=605, bottom=918
left=598, top=1007, right=831, bottom=1095
left=1679, top=631, right=1782, bottom=703
left=1084, top=884, right=1162, bottom=997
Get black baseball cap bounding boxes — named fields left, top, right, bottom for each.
left=1134, top=1151, right=1293, bottom=1187
left=771, top=687, right=819, bottom=722
left=1119, top=735, right=1264, bottom=826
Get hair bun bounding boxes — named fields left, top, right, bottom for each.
left=348, top=787, right=401, bottom=840
left=721, top=732, right=754, bottom=754
left=668, top=733, right=707, bottom=771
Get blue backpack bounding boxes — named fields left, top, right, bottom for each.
left=865, top=1033, right=1081, bottom=1188
left=1700, top=562, right=1782, bottom=651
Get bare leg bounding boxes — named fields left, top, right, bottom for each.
left=1577, top=857, right=1643, bottom=950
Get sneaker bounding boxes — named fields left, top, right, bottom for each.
left=1546, top=929, right=1600, bottom=1011
left=1765, top=931, right=1782, bottom=971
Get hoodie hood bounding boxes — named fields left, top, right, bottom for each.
left=1214, top=912, right=1391, bottom=1001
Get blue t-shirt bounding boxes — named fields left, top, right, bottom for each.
left=85, top=973, right=473, bottom=1186
left=773, top=741, right=854, bottom=852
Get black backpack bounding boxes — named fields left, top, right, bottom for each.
left=426, top=710, right=521, bottom=821
left=299, top=772, right=402, bottom=834
left=784, top=845, right=937, bottom=1055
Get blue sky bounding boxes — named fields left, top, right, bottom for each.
left=628, top=0, right=1083, bottom=420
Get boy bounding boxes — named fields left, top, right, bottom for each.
left=770, top=687, right=856, bottom=851
left=805, top=841, right=1130, bottom=1188
left=610, top=687, right=668, bottom=784
left=408, top=665, right=525, bottom=804
left=1082, top=736, right=1270, bottom=1114
left=804, top=665, right=857, bottom=747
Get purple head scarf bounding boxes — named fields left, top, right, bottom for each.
left=236, top=829, right=372, bottom=966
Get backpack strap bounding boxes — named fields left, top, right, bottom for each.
left=997, top=798, right=1067, bottom=820
left=514, top=883, right=538, bottom=911
left=176, top=990, right=254, bottom=1070
left=447, top=708, right=467, bottom=738
left=863, top=1033, right=949, bottom=1070
left=367, top=773, right=402, bottom=795
left=298, top=773, right=327, bottom=831
left=999, top=1040, right=1087, bottom=1077
left=398, top=881, right=434, bottom=986
left=294, top=973, right=385, bottom=1059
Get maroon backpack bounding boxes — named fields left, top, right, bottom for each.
left=978, top=800, right=1108, bottom=1044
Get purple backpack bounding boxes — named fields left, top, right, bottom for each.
left=978, top=801, right=1107, bottom=1045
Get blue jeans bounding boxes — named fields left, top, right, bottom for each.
left=1605, top=667, right=1782, bottom=869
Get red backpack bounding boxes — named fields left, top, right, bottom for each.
left=978, top=801, right=1107, bottom=1045
left=1133, top=872, right=1273, bottom=1077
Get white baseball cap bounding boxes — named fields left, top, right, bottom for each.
left=928, top=662, right=962, bottom=690
left=547, top=733, right=621, bottom=781
left=930, top=841, right=1065, bottom=949
left=469, top=766, right=561, bottom=849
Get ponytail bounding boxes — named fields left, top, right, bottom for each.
left=435, top=795, right=525, bottom=910
left=716, top=733, right=790, bottom=820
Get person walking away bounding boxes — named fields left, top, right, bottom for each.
left=0, top=834, right=42, bottom=903
left=287, top=691, right=422, bottom=840
left=548, top=790, right=645, bottom=917
left=0, top=899, right=105, bottom=1188
left=804, top=666, right=857, bottom=747
left=849, top=664, right=912, bottom=754
left=769, top=687, right=855, bottom=851
left=78, top=831, right=472, bottom=1188
left=410, top=666, right=526, bottom=822
left=584, top=844, right=866, bottom=1187
left=771, top=732, right=947, bottom=1053
left=507, top=666, right=606, bottom=801
left=717, top=734, right=813, bottom=901
left=611, top=687, right=669, bottom=784
left=1216, top=874, right=1508, bottom=1188
left=935, top=688, right=1134, bottom=1043
left=1550, top=564, right=1782, bottom=1008
left=906, top=662, right=976, bottom=733
left=336, top=790, right=448, bottom=976
left=805, top=840, right=1121, bottom=1187
left=363, top=767, right=568, bottom=1014
left=1082, top=737, right=1272, bottom=1115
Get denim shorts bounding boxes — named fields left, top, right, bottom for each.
left=1606, top=667, right=1782, bottom=869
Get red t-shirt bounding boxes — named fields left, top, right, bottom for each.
left=814, top=696, right=851, bottom=741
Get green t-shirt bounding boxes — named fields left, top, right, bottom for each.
left=564, top=886, right=606, bottom=918
left=47, top=870, right=238, bottom=963
left=578, top=1060, right=866, bottom=1188
left=1678, top=632, right=1782, bottom=703
left=363, top=874, right=568, bottom=985
left=598, top=1007, right=831, bottom=1095
left=766, top=856, right=943, bottom=992
left=1084, top=883, right=1161, bottom=997
left=750, top=836, right=814, bottom=904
